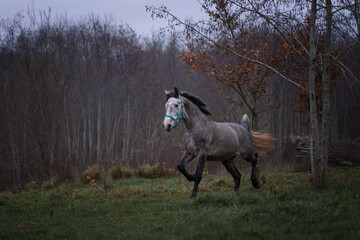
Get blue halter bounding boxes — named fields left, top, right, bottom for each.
left=164, top=96, right=184, bottom=128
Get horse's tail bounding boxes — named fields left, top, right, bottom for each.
left=240, top=114, right=276, bottom=157
left=240, top=114, right=250, bottom=131
left=250, top=131, right=277, bottom=157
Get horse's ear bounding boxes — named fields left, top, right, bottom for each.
left=165, top=89, right=170, bottom=95
left=174, top=87, right=179, bottom=97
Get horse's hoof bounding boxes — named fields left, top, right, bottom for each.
left=252, top=180, right=260, bottom=189
left=189, top=193, right=197, bottom=199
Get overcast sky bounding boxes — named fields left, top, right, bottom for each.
left=0, top=0, right=207, bottom=36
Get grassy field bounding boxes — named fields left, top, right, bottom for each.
left=1, top=167, right=360, bottom=240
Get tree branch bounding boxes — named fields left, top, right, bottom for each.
left=148, top=5, right=309, bottom=93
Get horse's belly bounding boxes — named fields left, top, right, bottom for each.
left=207, top=154, right=235, bottom=161
left=206, top=145, right=238, bottom=161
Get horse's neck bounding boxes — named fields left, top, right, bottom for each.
left=182, top=98, right=210, bottom=130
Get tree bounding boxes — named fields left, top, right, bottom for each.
left=179, top=25, right=286, bottom=130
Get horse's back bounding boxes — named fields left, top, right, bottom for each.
left=207, top=121, right=253, bottom=161
left=216, top=122, right=251, bottom=144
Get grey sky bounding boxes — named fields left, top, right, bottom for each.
left=0, top=0, right=207, bottom=36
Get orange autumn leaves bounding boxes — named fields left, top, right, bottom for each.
left=179, top=29, right=272, bottom=95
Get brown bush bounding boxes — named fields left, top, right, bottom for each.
left=138, top=163, right=176, bottom=179
left=81, top=164, right=100, bottom=183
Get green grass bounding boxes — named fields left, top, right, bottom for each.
left=1, top=167, right=360, bottom=239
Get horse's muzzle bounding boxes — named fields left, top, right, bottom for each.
left=164, top=123, right=172, bottom=132
left=163, top=121, right=172, bottom=132
left=163, top=117, right=173, bottom=132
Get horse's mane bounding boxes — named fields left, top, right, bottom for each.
left=180, top=91, right=212, bottom=116
left=166, top=90, right=211, bottom=116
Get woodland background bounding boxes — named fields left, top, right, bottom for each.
left=0, top=5, right=359, bottom=191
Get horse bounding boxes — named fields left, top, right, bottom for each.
left=163, top=87, right=276, bottom=198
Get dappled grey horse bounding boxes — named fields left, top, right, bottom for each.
left=163, top=87, right=276, bottom=198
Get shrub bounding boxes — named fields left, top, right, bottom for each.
left=138, top=163, right=175, bottom=179
left=111, top=166, right=122, bottom=180
left=122, top=166, right=134, bottom=178
left=81, top=164, right=100, bottom=183
left=41, top=176, right=59, bottom=190
left=25, top=181, right=37, bottom=191
left=111, top=165, right=134, bottom=180
left=103, top=176, right=113, bottom=191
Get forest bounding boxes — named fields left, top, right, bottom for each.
left=0, top=0, right=360, bottom=191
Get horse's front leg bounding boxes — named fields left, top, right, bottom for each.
left=177, top=151, right=195, bottom=181
left=191, top=153, right=206, bottom=198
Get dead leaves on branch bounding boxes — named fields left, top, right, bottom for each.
left=179, top=31, right=273, bottom=95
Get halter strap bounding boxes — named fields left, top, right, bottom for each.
left=164, top=96, right=184, bottom=128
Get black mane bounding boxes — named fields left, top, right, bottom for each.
left=166, top=90, right=211, bottom=116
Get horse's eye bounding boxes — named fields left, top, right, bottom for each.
left=174, top=104, right=178, bottom=108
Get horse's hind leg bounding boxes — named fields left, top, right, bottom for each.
left=222, top=157, right=241, bottom=192
left=250, top=153, right=260, bottom=189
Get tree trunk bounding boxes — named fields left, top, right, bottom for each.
left=97, top=94, right=102, bottom=165
left=309, top=0, right=324, bottom=188
left=252, top=112, right=259, bottom=131
left=318, top=0, right=333, bottom=188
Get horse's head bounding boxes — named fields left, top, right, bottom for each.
left=163, top=87, right=183, bottom=132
